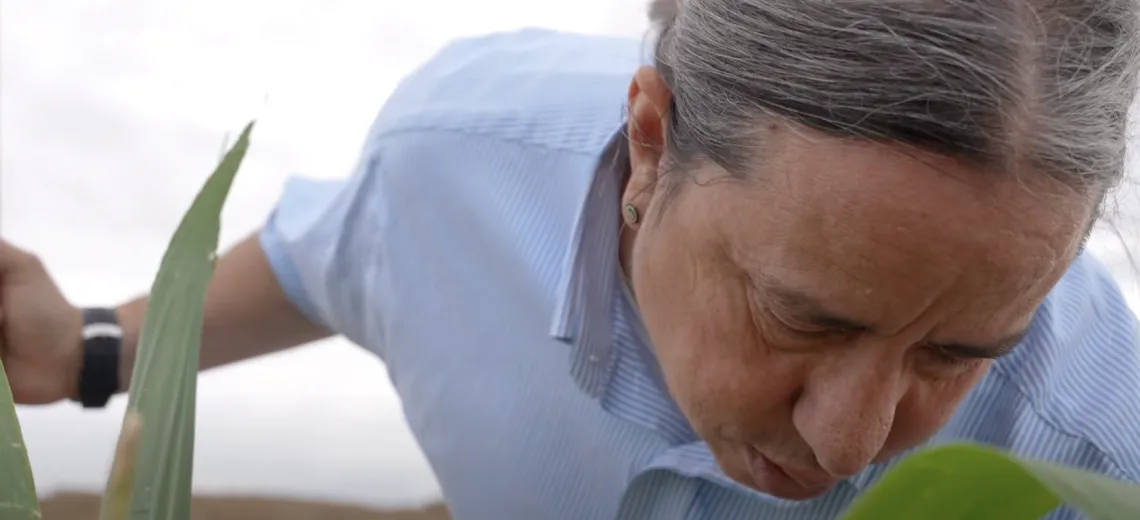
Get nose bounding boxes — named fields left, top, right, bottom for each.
left=793, top=351, right=903, bottom=479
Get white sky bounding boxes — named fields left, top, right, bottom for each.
left=0, top=0, right=1135, bottom=511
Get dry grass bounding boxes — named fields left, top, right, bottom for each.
left=39, top=492, right=451, bottom=520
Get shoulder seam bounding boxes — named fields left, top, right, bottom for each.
left=990, top=362, right=1137, bottom=481
left=368, top=114, right=624, bottom=158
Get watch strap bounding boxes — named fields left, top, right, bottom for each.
left=77, top=307, right=122, bottom=408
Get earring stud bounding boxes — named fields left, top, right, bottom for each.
left=623, top=203, right=640, bottom=225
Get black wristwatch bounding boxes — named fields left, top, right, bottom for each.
left=75, top=307, right=122, bottom=408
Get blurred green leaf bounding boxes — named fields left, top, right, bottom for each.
left=99, top=121, right=254, bottom=520
left=99, top=411, right=141, bottom=520
left=1021, top=458, right=1140, bottom=519
left=841, top=443, right=1140, bottom=520
left=0, top=358, right=40, bottom=520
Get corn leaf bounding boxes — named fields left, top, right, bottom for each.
left=99, top=411, right=141, bottom=520
left=0, top=357, right=40, bottom=520
left=840, top=443, right=1140, bottom=520
left=99, top=121, right=254, bottom=520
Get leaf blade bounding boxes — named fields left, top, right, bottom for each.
left=99, top=121, right=253, bottom=520
left=840, top=443, right=1140, bottom=520
left=1020, top=458, right=1140, bottom=519
left=0, top=358, right=41, bottom=520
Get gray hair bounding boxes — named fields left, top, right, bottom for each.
left=647, top=0, right=1140, bottom=197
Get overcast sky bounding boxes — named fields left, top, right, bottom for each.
left=0, top=0, right=1135, bottom=511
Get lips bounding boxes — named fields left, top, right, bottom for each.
left=746, top=445, right=838, bottom=499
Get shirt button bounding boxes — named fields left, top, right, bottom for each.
left=588, top=354, right=599, bottom=363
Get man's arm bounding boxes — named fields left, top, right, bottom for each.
left=112, top=232, right=334, bottom=391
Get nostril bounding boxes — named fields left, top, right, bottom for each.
left=814, top=433, right=888, bottom=478
left=789, top=384, right=805, bottom=404
left=816, top=452, right=871, bottom=479
left=793, top=365, right=900, bottom=480
left=808, top=417, right=893, bottom=479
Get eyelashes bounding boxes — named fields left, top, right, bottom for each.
left=924, top=344, right=986, bottom=368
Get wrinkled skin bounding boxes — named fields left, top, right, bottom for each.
left=619, top=66, right=1097, bottom=499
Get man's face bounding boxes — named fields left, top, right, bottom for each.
left=622, top=68, right=1094, bottom=500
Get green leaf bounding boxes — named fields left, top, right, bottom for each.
left=840, top=443, right=1140, bottom=520
left=0, top=357, right=41, bottom=520
left=1021, top=458, right=1140, bottom=519
left=99, top=121, right=254, bottom=520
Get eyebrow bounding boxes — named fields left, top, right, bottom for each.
left=758, top=277, right=1029, bottom=358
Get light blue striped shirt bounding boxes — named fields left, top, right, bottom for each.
left=259, top=29, right=1140, bottom=520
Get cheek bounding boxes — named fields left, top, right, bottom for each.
left=634, top=239, right=728, bottom=400
left=632, top=226, right=802, bottom=435
left=886, top=362, right=992, bottom=453
left=632, top=225, right=706, bottom=374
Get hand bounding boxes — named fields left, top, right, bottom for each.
left=0, top=239, right=84, bottom=405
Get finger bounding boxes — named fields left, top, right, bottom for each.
left=0, top=238, right=39, bottom=274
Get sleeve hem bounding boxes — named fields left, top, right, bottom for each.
left=258, top=216, right=329, bottom=328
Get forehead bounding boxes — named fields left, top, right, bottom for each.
left=700, top=126, right=1095, bottom=333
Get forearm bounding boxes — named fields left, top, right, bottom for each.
left=113, top=232, right=333, bottom=390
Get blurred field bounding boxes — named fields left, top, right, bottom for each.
left=40, top=493, right=450, bottom=520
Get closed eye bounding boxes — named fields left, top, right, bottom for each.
left=930, top=342, right=1018, bottom=361
left=926, top=344, right=982, bottom=367
left=766, top=306, right=860, bottom=340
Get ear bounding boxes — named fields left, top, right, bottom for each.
left=625, top=66, right=673, bottom=225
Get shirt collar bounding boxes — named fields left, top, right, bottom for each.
left=550, top=128, right=629, bottom=397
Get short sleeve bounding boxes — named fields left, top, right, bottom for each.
left=258, top=147, right=385, bottom=346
